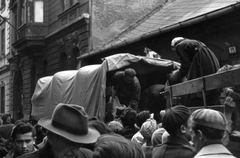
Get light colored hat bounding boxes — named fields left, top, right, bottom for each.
left=107, top=120, right=123, bottom=132
left=171, top=37, right=184, bottom=50
left=38, top=103, right=100, bottom=144
left=140, top=118, right=158, bottom=139
left=191, top=109, right=227, bottom=130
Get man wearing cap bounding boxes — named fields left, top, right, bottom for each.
left=152, top=105, right=196, bottom=158
left=190, top=108, right=235, bottom=158
left=112, top=68, right=141, bottom=110
left=169, top=37, right=220, bottom=106
left=18, top=103, right=100, bottom=158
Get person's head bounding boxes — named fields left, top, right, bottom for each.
left=93, top=134, right=145, bottom=158
left=89, top=120, right=111, bottom=135
left=171, top=37, right=184, bottom=51
left=162, top=105, right=191, bottom=140
left=124, top=68, right=136, bottom=84
left=38, top=103, right=100, bottom=158
left=107, top=120, right=123, bottom=133
left=140, top=118, right=158, bottom=141
left=120, top=107, right=137, bottom=127
left=2, top=114, right=11, bottom=124
left=136, top=110, right=150, bottom=128
left=11, top=121, right=36, bottom=156
left=190, top=109, right=227, bottom=151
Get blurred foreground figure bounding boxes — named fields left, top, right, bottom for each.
left=18, top=103, right=100, bottom=158
left=93, top=134, right=145, bottom=158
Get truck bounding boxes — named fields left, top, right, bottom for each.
left=31, top=53, right=180, bottom=121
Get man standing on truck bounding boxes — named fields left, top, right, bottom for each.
left=169, top=37, right=220, bottom=106
left=112, top=68, right=141, bottom=110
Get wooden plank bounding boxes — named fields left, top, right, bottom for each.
left=165, top=78, right=203, bottom=97
left=164, top=67, right=240, bottom=97
left=205, top=68, right=240, bottom=91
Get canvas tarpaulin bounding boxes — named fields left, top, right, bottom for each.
left=31, top=53, right=179, bottom=120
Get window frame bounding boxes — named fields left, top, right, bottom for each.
left=1, top=27, right=5, bottom=56
left=0, top=0, right=6, bottom=11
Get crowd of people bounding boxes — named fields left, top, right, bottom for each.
left=0, top=102, right=237, bottom=158
left=0, top=37, right=239, bottom=158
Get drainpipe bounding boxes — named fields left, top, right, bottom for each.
left=79, top=2, right=240, bottom=59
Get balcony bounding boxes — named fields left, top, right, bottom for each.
left=12, top=23, right=48, bottom=52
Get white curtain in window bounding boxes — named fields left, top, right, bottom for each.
left=34, top=0, right=43, bottom=22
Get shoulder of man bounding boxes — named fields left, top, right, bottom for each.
left=152, top=143, right=168, bottom=158
left=77, top=147, right=93, bottom=158
left=152, top=143, right=196, bottom=156
left=182, top=144, right=196, bottom=153
left=17, top=150, right=38, bottom=158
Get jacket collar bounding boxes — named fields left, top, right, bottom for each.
left=195, top=144, right=233, bottom=157
left=167, top=135, right=191, bottom=146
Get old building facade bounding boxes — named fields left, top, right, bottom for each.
left=0, top=0, right=10, bottom=115
left=8, top=0, right=89, bottom=120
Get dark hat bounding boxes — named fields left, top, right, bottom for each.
left=191, top=109, right=227, bottom=130
left=124, top=68, right=136, bottom=77
left=120, top=107, right=137, bottom=127
left=162, top=105, right=190, bottom=134
left=38, top=103, right=100, bottom=144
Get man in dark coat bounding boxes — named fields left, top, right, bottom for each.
left=152, top=105, right=196, bottom=158
left=112, top=68, right=141, bottom=110
left=169, top=37, right=221, bottom=106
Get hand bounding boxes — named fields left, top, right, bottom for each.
left=224, top=96, right=236, bottom=108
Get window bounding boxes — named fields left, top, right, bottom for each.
left=63, top=0, right=78, bottom=10
left=0, top=85, right=5, bottom=113
left=1, top=28, right=5, bottom=56
left=34, top=0, right=43, bottom=22
left=0, top=0, right=5, bottom=10
left=19, top=0, right=26, bottom=26
left=59, top=53, right=68, bottom=70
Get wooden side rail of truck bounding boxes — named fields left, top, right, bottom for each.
left=164, top=65, right=240, bottom=110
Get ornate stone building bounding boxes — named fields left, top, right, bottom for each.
left=8, top=0, right=89, bottom=120
left=0, top=0, right=10, bottom=115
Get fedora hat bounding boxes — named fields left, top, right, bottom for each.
left=38, top=103, right=100, bottom=144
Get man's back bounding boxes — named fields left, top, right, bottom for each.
left=152, top=135, right=196, bottom=158
left=152, top=142, right=195, bottom=158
